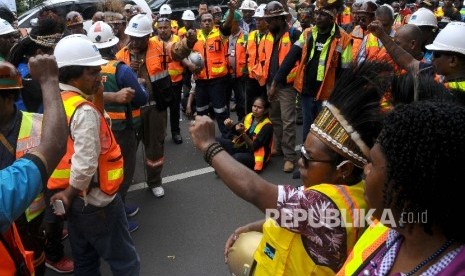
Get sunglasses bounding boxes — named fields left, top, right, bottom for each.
left=300, top=146, right=335, bottom=167
left=158, top=17, right=170, bottom=22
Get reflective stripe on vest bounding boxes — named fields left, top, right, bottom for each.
left=337, top=221, right=389, bottom=276
left=0, top=224, right=35, bottom=276
left=243, top=113, right=272, bottom=171
left=253, top=181, right=367, bottom=275
left=16, top=112, right=46, bottom=222
left=167, top=35, right=184, bottom=82
left=445, top=80, right=465, bottom=92
left=101, top=60, right=142, bottom=131
left=308, top=24, right=336, bottom=81
left=48, top=91, right=124, bottom=195
left=193, top=27, right=229, bottom=80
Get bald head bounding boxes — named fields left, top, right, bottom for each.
left=394, top=24, right=424, bottom=59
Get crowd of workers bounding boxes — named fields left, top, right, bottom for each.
left=1, top=0, right=465, bottom=274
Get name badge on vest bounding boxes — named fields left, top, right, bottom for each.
left=336, top=44, right=343, bottom=53
left=264, top=242, right=276, bottom=260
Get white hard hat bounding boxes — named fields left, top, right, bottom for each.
left=253, top=4, right=267, bottom=18
left=425, top=22, right=465, bottom=55
left=54, top=34, right=108, bottom=68
left=240, top=0, right=258, bottom=11
left=0, top=18, right=16, bottom=36
left=227, top=231, right=262, bottom=276
left=408, top=8, right=438, bottom=28
left=182, top=10, right=195, bottom=21
left=159, top=4, right=172, bottom=15
left=88, top=21, right=119, bottom=49
left=188, top=51, right=205, bottom=69
left=125, top=14, right=153, bottom=37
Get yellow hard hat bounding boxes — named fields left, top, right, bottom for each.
left=227, top=231, right=263, bottom=276
left=0, top=61, right=23, bottom=90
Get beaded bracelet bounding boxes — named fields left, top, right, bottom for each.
left=203, top=142, right=224, bottom=165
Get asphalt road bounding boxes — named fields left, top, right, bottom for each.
left=46, top=110, right=303, bottom=276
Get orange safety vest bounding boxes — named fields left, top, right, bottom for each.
left=116, top=37, right=175, bottom=84
left=0, top=224, right=35, bottom=276
left=340, top=6, right=352, bottom=25
left=231, top=30, right=247, bottom=78
left=193, top=27, right=229, bottom=80
left=47, top=91, right=124, bottom=195
left=351, top=25, right=366, bottom=60
left=100, top=60, right=142, bottom=128
left=247, top=30, right=265, bottom=80
left=253, top=181, right=367, bottom=276
left=363, top=33, right=395, bottom=65
left=242, top=113, right=273, bottom=171
left=337, top=220, right=389, bottom=276
left=254, top=31, right=298, bottom=86
left=166, top=35, right=185, bottom=83
left=294, top=26, right=352, bottom=100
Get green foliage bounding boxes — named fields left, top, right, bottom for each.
left=17, top=0, right=46, bottom=15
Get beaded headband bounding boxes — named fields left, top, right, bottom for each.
left=310, top=101, right=370, bottom=168
left=29, top=33, right=63, bottom=48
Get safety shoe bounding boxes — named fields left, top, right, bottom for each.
left=172, top=133, right=183, bottom=144
left=283, top=161, right=294, bottom=173
left=125, top=204, right=140, bottom=217
left=151, top=186, right=165, bottom=198
left=128, top=220, right=140, bottom=233
left=45, top=256, right=74, bottom=274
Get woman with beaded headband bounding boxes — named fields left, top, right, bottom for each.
left=8, top=14, right=64, bottom=113
left=189, top=61, right=392, bottom=275
left=338, top=100, right=465, bottom=276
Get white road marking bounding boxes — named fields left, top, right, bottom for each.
left=128, top=167, right=215, bottom=192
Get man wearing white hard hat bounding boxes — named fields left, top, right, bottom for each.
left=240, top=0, right=258, bottom=33
left=368, top=20, right=465, bottom=91
left=245, top=3, right=268, bottom=112
left=88, top=21, right=148, bottom=234
left=155, top=3, right=179, bottom=35
left=116, top=14, right=197, bottom=198
left=49, top=34, right=140, bottom=275
left=408, top=8, right=438, bottom=63
left=0, top=17, right=18, bottom=61
left=178, top=10, right=196, bottom=39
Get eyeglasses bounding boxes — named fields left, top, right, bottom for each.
left=300, top=146, right=335, bottom=166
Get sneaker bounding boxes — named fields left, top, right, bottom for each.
left=125, top=204, right=140, bottom=217
left=283, top=161, right=294, bottom=173
left=61, top=228, right=69, bottom=241
left=45, top=256, right=74, bottom=274
left=127, top=220, right=140, bottom=233
left=151, top=186, right=165, bottom=198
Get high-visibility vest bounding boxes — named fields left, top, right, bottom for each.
left=351, top=26, right=366, bottom=59
left=242, top=113, right=272, bottom=171
left=192, top=27, right=229, bottom=80
left=364, top=33, right=395, bottom=65
left=247, top=30, right=265, bottom=80
left=393, top=14, right=403, bottom=30
left=445, top=80, right=465, bottom=92
left=47, top=91, right=124, bottom=195
left=165, top=35, right=185, bottom=82
left=0, top=224, right=35, bottom=276
left=253, top=181, right=367, bottom=276
left=340, top=6, right=352, bottom=25
left=254, top=31, right=298, bottom=86
left=337, top=220, right=389, bottom=276
left=116, top=37, right=174, bottom=84
left=231, top=31, right=248, bottom=78
left=178, top=26, right=187, bottom=39
left=101, top=60, right=142, bottom=131
left=16, top=112, right=46, bottom=222
left=294, top=25, right=352, bottom=100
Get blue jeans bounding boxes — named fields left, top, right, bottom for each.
left=68, top=195, right=140, bottom=276
left=301, top=94, right=322, bottom=143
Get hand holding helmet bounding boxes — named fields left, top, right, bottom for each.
left=186, top=29, right=198, bottom=49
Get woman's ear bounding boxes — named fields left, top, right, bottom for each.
left=336, top=160, right=355, bottom=182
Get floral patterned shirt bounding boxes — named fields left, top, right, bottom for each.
left=276, top=184, right=348, bottom=272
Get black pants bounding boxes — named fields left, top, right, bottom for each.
left=167, top=82, right=183, bottom=135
